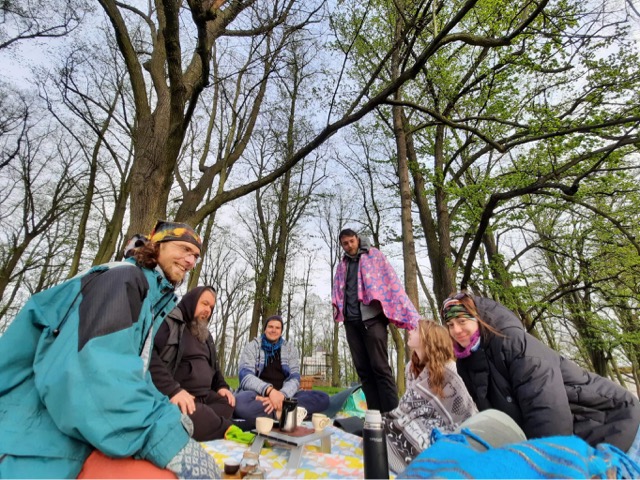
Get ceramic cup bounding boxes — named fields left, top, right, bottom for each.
left=312, top=413, right=331, bottom=432
left=255, top=416, right=274, bottom=435
left=224, top=459, right=241, bottom=475
left=296, top=406, right=308, bottom=425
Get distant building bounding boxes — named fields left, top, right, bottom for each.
left=301, top=346, right=330, bottom=380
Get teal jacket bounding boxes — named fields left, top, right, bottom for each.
left=0, top=260, right=190, bottom=478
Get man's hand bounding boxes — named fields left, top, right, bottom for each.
left=257, top=395, right=275, bottom=414
left=217, top=387, right=236, bottom=407
left=170, top=389, right=196, bottom=415
left=268, top=388, right=285, bottom=411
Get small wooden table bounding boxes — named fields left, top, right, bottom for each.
left=249, top=427, right=332, bottom=469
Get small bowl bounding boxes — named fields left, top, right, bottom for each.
left=224, top=459, right=241, bottom=475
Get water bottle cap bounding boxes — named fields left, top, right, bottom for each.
left=365, top=409, right=382, bottom=424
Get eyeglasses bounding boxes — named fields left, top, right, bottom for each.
left=175, top=243, right=201, bottom=264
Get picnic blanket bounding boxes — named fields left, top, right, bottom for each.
left=202, top=424, right=376, bottom=479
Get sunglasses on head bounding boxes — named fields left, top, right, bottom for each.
left=441, top=292, right=471, bottom=315
left=450, top=292, right=469, bottom=301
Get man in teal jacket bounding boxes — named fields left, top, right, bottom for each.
left=0, top=220, right=220, bottom=479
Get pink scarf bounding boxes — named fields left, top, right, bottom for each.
left=453, top=329, right=481, bottom=359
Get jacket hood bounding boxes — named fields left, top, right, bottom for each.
left=176, top=286, right=215, bottom=324
left=343, top=236, right=371, bottom=260
left=473, top=296, right=525, bottom=333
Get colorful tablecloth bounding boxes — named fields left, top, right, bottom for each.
left=202, top=424, right=368, bottom=478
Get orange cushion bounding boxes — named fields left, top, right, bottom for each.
left=77, top=451, right=177, bottom=479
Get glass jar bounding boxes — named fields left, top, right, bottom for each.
left=239, top=451, right=261, bottom=478
left=243, top=466, right=265, bottom=479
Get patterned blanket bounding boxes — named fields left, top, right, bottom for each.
left=202, top=424, right=382, bottom=479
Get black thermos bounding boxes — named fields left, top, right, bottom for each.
left=363, top=410, right=389, bottom=479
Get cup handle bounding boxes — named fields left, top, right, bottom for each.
left=297, top=408, right=307, bottom=422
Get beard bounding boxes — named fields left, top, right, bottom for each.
left=189, top=318, right=210, bottom=342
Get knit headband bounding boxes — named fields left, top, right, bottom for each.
left=442, top=298, right=477, bottom=322
left=149, top=220, right=202, bottom=251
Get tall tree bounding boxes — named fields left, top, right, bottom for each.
left=336, top=0, right=640, bottom=305
left=315, top=187, right=356, bottom=387
left=0, top=0, right=86, bottom=50
left=0, top=117, right=85, bottom=308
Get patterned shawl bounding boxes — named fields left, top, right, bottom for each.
left=331, top=246, right=419, bottom=329
left=384, top=361, right=478, bottom=473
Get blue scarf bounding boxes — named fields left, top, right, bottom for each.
left=261, top=334, right=284, bottom=364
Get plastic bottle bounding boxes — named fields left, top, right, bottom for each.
left=362, top=409, right=389, bottom=479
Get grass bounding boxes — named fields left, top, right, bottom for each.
left=225, top=377, right=343, bottom=395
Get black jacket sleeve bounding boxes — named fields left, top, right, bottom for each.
left=149, top=322, right=183, bottom=398
left=503, top=327, right=574, bottom=439
left=208, top=336, right=229, bottom=392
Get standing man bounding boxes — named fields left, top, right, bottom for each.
left=0, top=220, right=220, bottom=479
left=332, top=228, right=420, bottom=413
left=234, top=315, right=330, bottom=428
left=150, top=285, right=235, bottom=441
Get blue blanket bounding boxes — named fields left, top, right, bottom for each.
left=401, top=430, right=640, bottom=479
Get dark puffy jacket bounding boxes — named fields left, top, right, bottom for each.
left=456, top=296, right=640, bottom=450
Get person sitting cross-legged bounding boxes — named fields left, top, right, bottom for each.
left=234, top=315, right=330, bottom=430
left=150, top=286, right=235, bottom=441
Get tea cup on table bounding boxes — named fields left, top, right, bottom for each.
left=296, top=406, right=308, bottom=425
left=255, top=416, right=274, bottom=435
left=312, top=413, right=331, bottom=432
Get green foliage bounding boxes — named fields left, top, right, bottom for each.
left=330, top=0, right=640, bottom=378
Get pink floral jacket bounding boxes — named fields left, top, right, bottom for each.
left=332, top=246, right=419, bottom=330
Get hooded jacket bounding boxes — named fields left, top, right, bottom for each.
left=150, top=302, right=228, bottom=399
left=0, top=260, right=189, bottom=478
left=237, top=337, right=300, bottom=398
left=385, top=361, right=477, bottom=472
left=456, top=296, right=640, bottom=450
left=332, top=238, right=420, bottom=330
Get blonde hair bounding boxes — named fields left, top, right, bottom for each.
left=410, top=319, right=454, bottom=399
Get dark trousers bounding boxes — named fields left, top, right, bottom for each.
left=344, top=315, right=399, bottom=413
left=190, top=390, right=234, bottom=441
